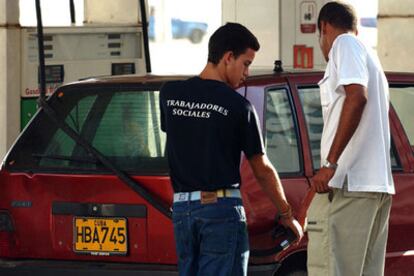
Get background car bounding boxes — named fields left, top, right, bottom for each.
left=148, top=15, right=208, bottom=44
left=0, top=69, right=413, bottom=275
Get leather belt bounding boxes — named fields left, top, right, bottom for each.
left=173, top=189, right=241, bottom=203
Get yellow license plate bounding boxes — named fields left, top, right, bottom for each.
left=74, top=217, right=127, bottom=255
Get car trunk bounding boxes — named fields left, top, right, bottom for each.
left=0, top=169, right=176, bottom=263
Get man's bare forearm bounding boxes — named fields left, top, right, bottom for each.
left=248, top=154, right=291, bottom=214
left=248, top=154, right=304, bottom=241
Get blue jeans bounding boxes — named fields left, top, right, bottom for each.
left=172, top=198, right=249, bottom=276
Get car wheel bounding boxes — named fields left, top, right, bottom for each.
left=189, top=29, right=203, bottom=43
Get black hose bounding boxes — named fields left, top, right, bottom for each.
left=70, top=0, right=76, bottom=24
left=139, top=0, right=152, bottom=73
left=35, top=0, right=46, bottom=102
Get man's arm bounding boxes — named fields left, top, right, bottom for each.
left=248, top=154, right=303, bottom=241
left=312, top=84, right=368, bottom=193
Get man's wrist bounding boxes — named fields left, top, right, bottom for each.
left=322, top=160, right=338, bottom=170
left=279, top=204, right=293, bottom=219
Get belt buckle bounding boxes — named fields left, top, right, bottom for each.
left=216, top=189, right=225, bottom=197
left=200, top=191, right=218, bottom=204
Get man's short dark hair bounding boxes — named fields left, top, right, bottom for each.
left=318, top=1, right=357, bottom=32
left=207, top=22, right=260, bottom=65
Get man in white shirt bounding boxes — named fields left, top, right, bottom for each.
left=307, top=2, right=394, bottom=276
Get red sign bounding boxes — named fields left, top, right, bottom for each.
left=24, top=85, right=58, bottom=97
left=294, top=45, right=314, bottom=69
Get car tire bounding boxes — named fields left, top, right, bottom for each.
left=189, top=29, right=203, bottom=43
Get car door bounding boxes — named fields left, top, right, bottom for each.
left=239, top=76, right=311, bottom=263
left=383, top=74, right=414, bottom=273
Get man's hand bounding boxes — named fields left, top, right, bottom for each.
left=247, top=154, right=304, bottom=243
left=311, top=167, right=335, bottom=193
left=280, top=217, right=304, bottom=244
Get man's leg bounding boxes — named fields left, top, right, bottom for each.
left=362, top=194, right=392, bottom=276
left=197, top=199, right=249, bottom=276
left=307, top=192, right=331, bottom=276
left=328, top=188, right=383, bottom=276
left=173, top=202, right=198, bottom=276
left=307, top=187, right=384, bottom=276
left=230, top=205, right=249, bottom=276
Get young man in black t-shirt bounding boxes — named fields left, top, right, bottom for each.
left=160, top=23, right=303, bottom=276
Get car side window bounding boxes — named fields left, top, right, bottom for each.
left=265, top=87, right=301, bottom=173
left=7, top=87, right=168, bottom=174
left=298, top=86, right=401, bottom=170
left=390, top=85, right=414, bottom=151
left=298, top=87, right=323, bottom=169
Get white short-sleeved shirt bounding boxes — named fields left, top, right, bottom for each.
left=319, top=33, right=395, bottom=194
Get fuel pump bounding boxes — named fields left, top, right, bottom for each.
left=24, top=0, right=150, bottom=129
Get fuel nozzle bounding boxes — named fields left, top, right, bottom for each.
left=272, top=214, right=297, bottom=250
left=279, top=227, right=297, bottom=250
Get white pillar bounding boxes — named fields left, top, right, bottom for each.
left=378, top=0, right=414, bottom=71
left=0, top=0, right=20, bottom=160
left=222, top=0, right=288, bottom=69
left=84, top=0, right=140, bottom=24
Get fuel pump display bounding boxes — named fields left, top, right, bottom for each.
left=20, top=25, right=146, bottom=128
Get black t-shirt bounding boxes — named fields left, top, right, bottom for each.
left=160, top=77, right=264, bottom=192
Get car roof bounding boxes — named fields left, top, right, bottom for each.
left=62, top=69, right=324, bottom=86
left=69, top=74, right=192, bottom=85
left=60, top=69, right=414, bottom=89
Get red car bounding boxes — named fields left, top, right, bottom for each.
left=0, top=70, right=413, bottom=275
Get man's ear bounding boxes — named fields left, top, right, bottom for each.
left=320, top=21, right=328, bottom=35
left=222, top=51, right=234, bottom=65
